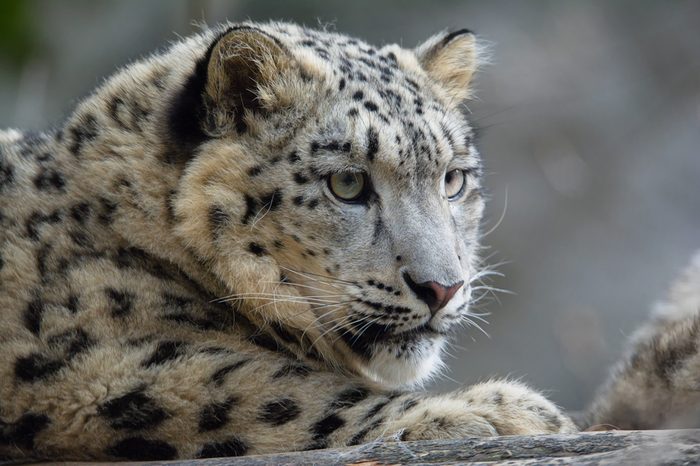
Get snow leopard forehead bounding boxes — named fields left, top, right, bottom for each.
left=164, top=21, right=481, bottom=183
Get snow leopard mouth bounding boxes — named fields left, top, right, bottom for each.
left=339, top=319, right=447, bottom=359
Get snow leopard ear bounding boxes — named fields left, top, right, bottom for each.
left=415, top=29, right=480, bottom=103
left=202, top=26, right=294, bottom=136
left=167, top=26, right=295, bottom=150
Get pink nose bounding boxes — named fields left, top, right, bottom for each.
left=403, top=273, right=464, bottom=315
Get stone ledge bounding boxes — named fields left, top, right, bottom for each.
left=7, top=429, right=699, bottom=465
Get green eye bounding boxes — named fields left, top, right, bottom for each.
left=445, top=169, right=466, bottom=200
left=328, top=172, right=367, bottom=202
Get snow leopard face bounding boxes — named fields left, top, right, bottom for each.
left=169, top=23, right=484, bottom=386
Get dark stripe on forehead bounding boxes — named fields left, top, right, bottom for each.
left=366, top=127, right=379, bottom=162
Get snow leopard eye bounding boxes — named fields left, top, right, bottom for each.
left=445, top=169, right=467, bottom=200
left=328, top=171, right=367, bottom=202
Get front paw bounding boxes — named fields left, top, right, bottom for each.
left=458, top=379, right=577, bottom=435
left=389, top=397, right=500, bottom=440
left=386, top=381, right=576, bottom=442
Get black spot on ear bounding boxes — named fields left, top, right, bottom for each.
left=366, top=127, right=379, bottom=161
left=197, top=437, right=248, bottom=458
left=198, top=396, right=238, bottom=432
left=107, top=437, right=177, bottom=461
left=99, top=389, right=169, bottom=430
left=441, top=28, right=475, bottom=46
left=258, top=398, right=301, bottom=426
left=142, top=341, right=187, bottom=367
left=14, top=353, right=65, bottom=382
left=165, top=42, right=213, bottom=156
left=0, top=413, right=50, bottom=449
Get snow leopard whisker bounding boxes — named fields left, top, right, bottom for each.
left=248, top=298, right=341, bottom=315
left=303, top=313, right=346, bottom=345
left=300, top=301, right=358, bottom=341
left=248, top=193, right=276, bottom=230
left=459, top=315, right=490, bottom=338
left=311, top=313, right=371, bottom=348
left=217, top=294, right=342, bottom=307
left=328, top=315, right=378, bottom=347
left=462, top=311, right=490, bottom=325
left=218, top=297, right=341, bottom=307
left=470, top=285, right=513, bottom=295
left=481, top=187, right=508, bottom=238
left=349, top=314, right=385, bottom=346
left=268, top=280, right=345, bottom=296
left=280, top=266, right=358, bottom=286
left=215, top=292, right=343, bottom=301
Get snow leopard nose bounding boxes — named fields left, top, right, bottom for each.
left=402, top=272, right=464, bottom=315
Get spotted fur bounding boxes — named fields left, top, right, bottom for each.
left=3, top=20, right=688, bottom=461
left=588, top=252, right=700, bottom=430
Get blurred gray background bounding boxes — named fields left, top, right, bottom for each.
left=1, top=0, right=698, bottom=410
